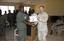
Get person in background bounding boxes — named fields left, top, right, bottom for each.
left=24, top=11, right=27, bottom=14
left=4, top=11, right=7, bottom=20
left=4, top=11, right=8, bottom=27
left=13, top=10, right=19, bottom=26
left=7, top=10, right=13, bottom=27
left=0, top=9, right=2, bottom=16
left=13, top=10, right=17, bottom=27
left=4, top=11, right=7, bottom=14
left=37, top=6, right=48, bottom=41
left=0, top=11, right=7, bottom=33
left=28, top=8, right=32, bottom=16
left=16, top=4, right=28, bottom=41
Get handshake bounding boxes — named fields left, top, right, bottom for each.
left=27, top=21, right=36, bottom=27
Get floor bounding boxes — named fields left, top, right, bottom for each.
left=34, top=32, right=64, bottom=41
left=46, top=35, right=64, bottom=41
left=0, top=29, right=64, bottom=41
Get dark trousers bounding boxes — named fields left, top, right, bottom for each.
left=27, top=25, right=31, bottom=36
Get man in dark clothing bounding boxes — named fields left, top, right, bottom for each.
left=7, top=10, right=13, bottom=27
left=13, top=10, right=19, bottom=28
left=13, top=10, right=17, bottom=26
left=0, top=9, right=2, bottom=16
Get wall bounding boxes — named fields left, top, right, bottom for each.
left=45, top=0, right=64, bottom=16
left=0, top=0, right=64, bottom=16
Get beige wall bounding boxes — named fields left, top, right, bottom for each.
left=33, top=0, right=64, bottom=16
left=45, top=0, right=64, bottom=16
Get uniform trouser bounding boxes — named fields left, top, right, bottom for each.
left=17, top=30, right=27, bottom=41
left=38, top=30, right=48, bottom=41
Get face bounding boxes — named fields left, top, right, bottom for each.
left=39, top=7, right=44, bottom=13
left=21, top=8, right=24, bottom=12
left=19, top=5, right=24, bottom=12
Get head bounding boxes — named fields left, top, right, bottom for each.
left=39, top=6, right=45, bottom=13
left=13, top=10, right=16, bottom=13
left=24, top=11, right=27, bottom=14
left=18, top=4, right=24, bottom=12
left=16, top=10, right=19, bottom=13
left=28, top=8, right=35, bottom=16
left=8, top=10, right=11, bottom=13
left=5, top=11, right=7, bottom=14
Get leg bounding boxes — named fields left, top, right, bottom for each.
left=38, top=31, right=43, bottom=41
left=38, top=31, right=48, bottom=41
left=17, top=30, right=26, bottom=41
left=42, top=31, right=47, bottom=41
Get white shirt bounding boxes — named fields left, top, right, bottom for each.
left=29, top=13, right=38, bottom=22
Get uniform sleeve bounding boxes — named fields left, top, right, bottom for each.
left=39, top=12, right=48, bottom=22
left=16, top=12, right=21, bottom=23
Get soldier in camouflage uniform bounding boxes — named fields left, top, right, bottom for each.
left=16, top=4, right=28, bottom=41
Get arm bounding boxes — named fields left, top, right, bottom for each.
left=38, top=12, right=48, bottom=23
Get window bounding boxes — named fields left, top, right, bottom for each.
left=24, top=7, right=30, bottom=13
left=0, top=6, right=15, bottom=15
